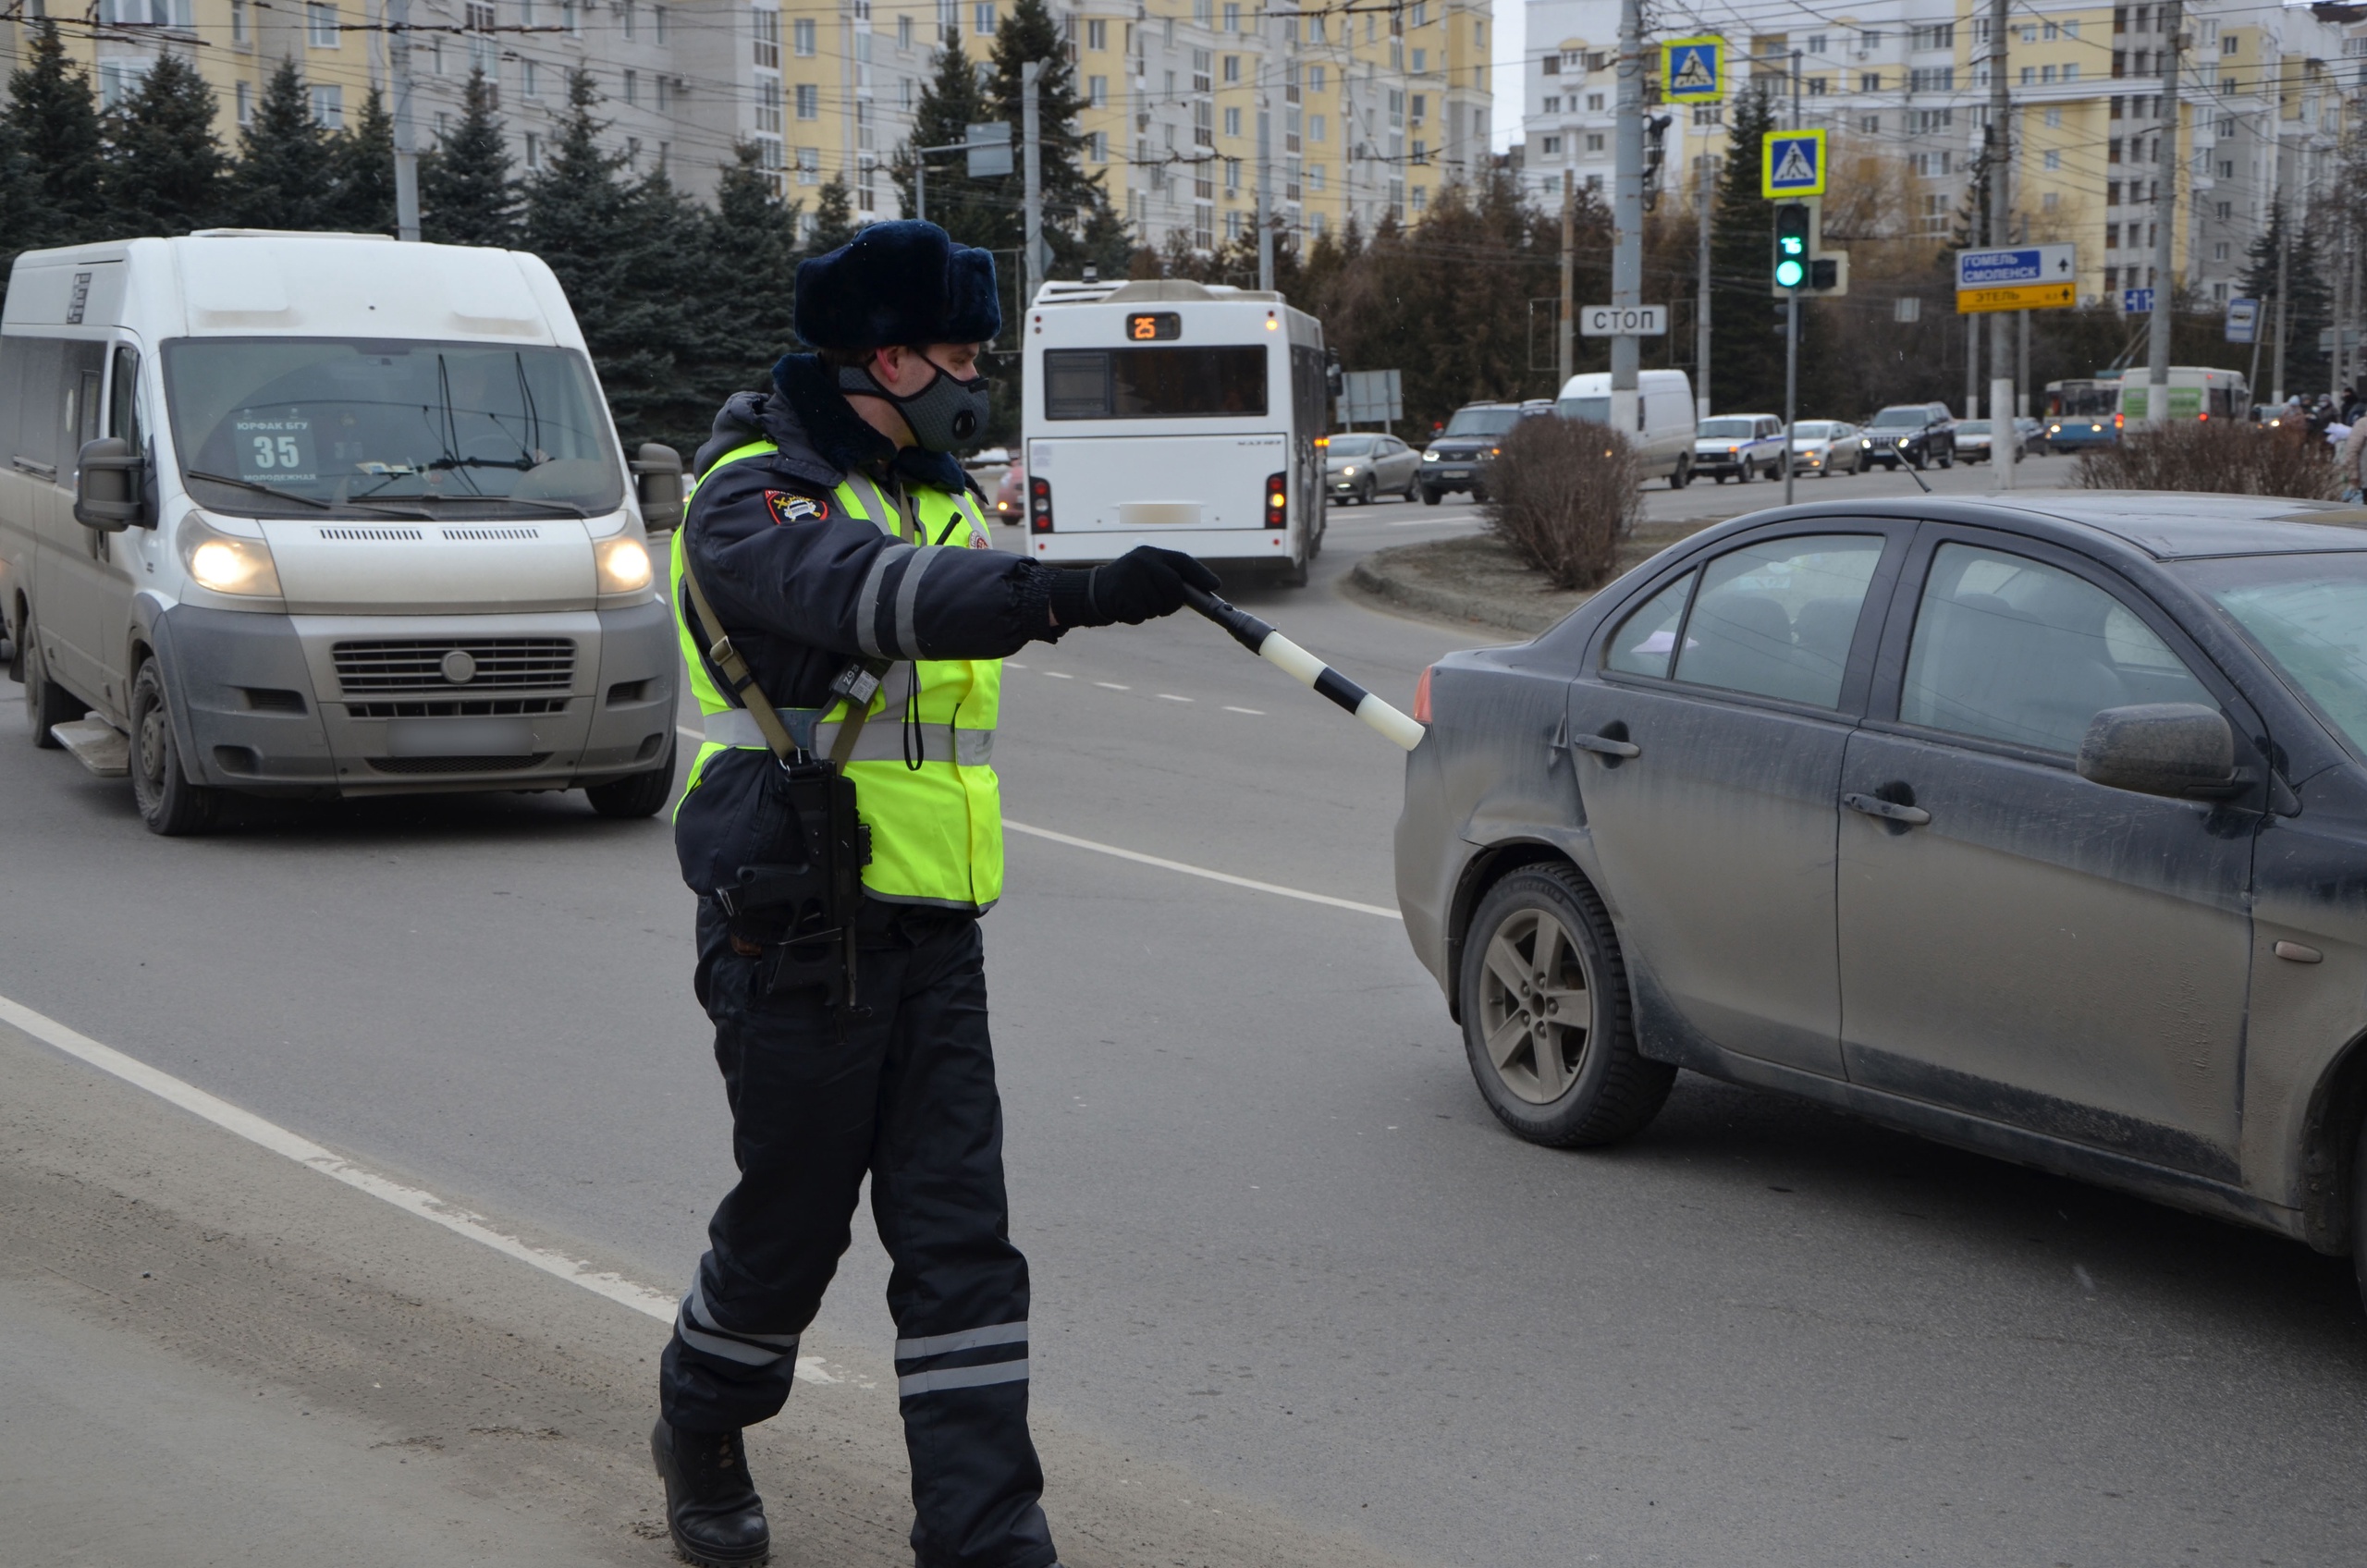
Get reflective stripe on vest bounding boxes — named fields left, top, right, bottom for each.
left=669, top=441, right=1004, bottom=911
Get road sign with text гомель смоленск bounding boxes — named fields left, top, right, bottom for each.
left=1956, top=245, right=2077, bottom=313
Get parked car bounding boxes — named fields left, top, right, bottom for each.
left=2013, top=416, right=2046, bottom=455
left=1420, top=401, right=1546, bottom=504
left=1860, top=402, right=1956, bottom=469
left=1326, top=432, right=1422, bottom=504
left=1555, top=369, right=1699, bottom=488
left=1693, top=414, right=1786, bottom=483
left=994, top=459, right=1024, bottom=523
left=1787, top=420, right=1862, bottom=477
left=2048, top=410, right=2119, bottom=452
left=1399, top=493, right=2367, bottom=1311
left=1955, top=419, right=2001, bottom=461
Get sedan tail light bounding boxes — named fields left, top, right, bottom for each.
left=1030, top=475, right=1053, bottom=533
left=1265, top=471, right=1288, bottom=531
left=1413, top=664, right=1435, bottom=724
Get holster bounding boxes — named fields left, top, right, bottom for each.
left=714, top=759, right=872, bottom=1009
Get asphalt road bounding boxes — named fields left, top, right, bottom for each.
left=6, top=472, right=2367, bottom=1567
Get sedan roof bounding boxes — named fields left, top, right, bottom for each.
left=1994, top=493, right=2367, bottom=559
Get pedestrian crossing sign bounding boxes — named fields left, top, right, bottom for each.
left=1761, top=130, right=1827, bottom=197
left=1661, top=36, right=1724, bottom=102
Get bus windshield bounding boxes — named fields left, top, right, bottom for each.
left=1042, top=346, right=1269, bottom=420
left=162, top=337, right=621, bottom=518
left=2051, top=380, right=2119, bottom=419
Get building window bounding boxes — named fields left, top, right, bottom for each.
left=1224, top=105, right=1240, bottom=137
left=231, top=0, right=249, bottom=44
left=798, top=146, right=819, bottom=184
left=1085, top=17, right=1105, bottom=49
left=2045, top=106, right=2064, bottom=128
left=2044, top=149, right=2060, bottom=169
left=974, top=3, right=994, bottom=36
left=1410, top=0, right=1427, bottom=24
left=1223, top=1, right=1239, bottom=30
left=1412, top=48, right=1426, bottom=72
left=1540, top=135, right=1561, bottom=155
left=1412, top=185, right=1427, bottom=212
left=622, top=1, right=635, bottom=38
left=1586, top=92, right=1604, bottom=111
left=754, top=71, right=781, bottom=132
left=1910, top=67, right=1955, bottom=91
left=2042, top=191, right=2058, bottom=211
left=1585, top=132, right=1603, bottom=152
left=525, top=132, right=542, bottom=171
left=307, top=1, right=338, bottom=47
left=1858, top=72, right=1882, bottom=92
left=1858, top=114, right=1879, bottom=134
left=1193, top=48, right=1211, bottom=93
left=795, top=83, right=818, bottom=117
left=311, top=83, right=343, bottom=125
left=793, top=16, right=815, bottom=55
left=655, top=6, right=667, bottom=42
left=236, top=80, right=253, bottom=123
left=624, top=68, right=637, bottom=104
left=1086, top=131, right=1107, bottom=162
left=1307, top=163, right=1324, bottom=190
left=1909, top=22, right=1954, bottom=50
left=1223, top=55, right=1240, bottom=83
left=523, top=58, right=540, bottom=97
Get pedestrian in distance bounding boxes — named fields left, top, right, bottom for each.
left=650, top=219, right=1220, bottom=1568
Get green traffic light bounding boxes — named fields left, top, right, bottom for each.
left=1775, top=257, right=1806, bottom=288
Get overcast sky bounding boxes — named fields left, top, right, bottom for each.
left=1491, top=0, right=1527, bottom=152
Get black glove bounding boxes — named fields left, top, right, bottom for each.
left=1049, top=546, right=1221, bottom=627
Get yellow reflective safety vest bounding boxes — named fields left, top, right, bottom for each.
left=670, top=440, right=1004, bottom=912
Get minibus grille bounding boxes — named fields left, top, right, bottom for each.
left=333, top=638, right=575, bottom=693
left=344, top=696, right=572, bottom=719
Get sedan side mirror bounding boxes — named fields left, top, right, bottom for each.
left=632, top=442, right=685, bottom=533
left=74, top=436, right=147, bottom=531
left=2077, top=704, right=2238, bottom=800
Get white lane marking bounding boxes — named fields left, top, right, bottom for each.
left=1222, top=705, right=1265, bottom=716
left=1095, top=681, right=1130, bottom=691
left=679, top=724, right=703, bottom=743
left=1157, top=693, right=1192, bottom=703
left=1006, top=660, right=1028, bottom=668
left=0, top=993, right=849, bottom=1386
left=1042, top=671, right=1073, bottom=680
left=1002, top=821, right=1401, bottom=920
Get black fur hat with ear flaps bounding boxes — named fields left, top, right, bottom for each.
left=792, top=220, right=1003, bottom=350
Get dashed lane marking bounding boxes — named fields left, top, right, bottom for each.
left=1157, top=693, right=1193, bottom=703
left=1095, top=681, right=1130, bottom=691
left=0, top=993, right=851, bottom=1386
left=1002, top=821, right=1401, bottom=920
left=1222, top=706, right=1265, bottom=716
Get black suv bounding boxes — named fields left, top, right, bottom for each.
left=1859, top=402, right=1957, bottom=471
left=1419, top=399, right=1551, bottom=504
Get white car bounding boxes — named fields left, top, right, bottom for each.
left=1787, top=420, right=1862, bottom=477
left=1693, top=414, right=1787, bottom=483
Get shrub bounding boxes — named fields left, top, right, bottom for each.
left=1484, top=415, right=1644, bottom=591
left=2073, top=419, right=2342, bottom=500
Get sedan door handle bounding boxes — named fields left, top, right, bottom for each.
left=1844, top=791, right=1931, bottom=826
left=1567, top=731, right=1642, bottom=760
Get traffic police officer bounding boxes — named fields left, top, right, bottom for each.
left=651, top=220, right=1218, bottom=1568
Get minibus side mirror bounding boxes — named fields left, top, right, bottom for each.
left=632, top=442, right=685, bottom=533
left=74, top=436, right=147, bottom=532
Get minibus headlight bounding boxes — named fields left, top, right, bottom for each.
left=178, top=514, right=282, bottom=597
left=596, top=534, right=654, bottom=594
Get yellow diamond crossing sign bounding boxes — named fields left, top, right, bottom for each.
left=1761, top=130, right=1826, bottom=197
left=1662, top=36, right=1723, bottom=103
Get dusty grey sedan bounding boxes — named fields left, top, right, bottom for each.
left=1398, top=494, right=2367, bottom=1306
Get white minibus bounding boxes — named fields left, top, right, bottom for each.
left=0, top=231, right=680, bottom=834
left=1018, top=277, right=1327, bottom=585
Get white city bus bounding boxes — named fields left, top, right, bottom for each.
left=1018, top=277, right=1328, bottom=585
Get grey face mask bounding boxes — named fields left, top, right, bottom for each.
left=838, top=358, right=993, bottom=452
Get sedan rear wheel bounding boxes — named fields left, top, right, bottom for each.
left=1460, top=864, right=1674, bottom=1147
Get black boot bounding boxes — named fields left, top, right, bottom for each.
left=650, top=1418, right=771, bottom=1566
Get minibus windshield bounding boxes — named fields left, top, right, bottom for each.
left=164, top=337, right=623, bottom=518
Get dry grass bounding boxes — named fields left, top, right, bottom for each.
left=1483, top=415, right=1644, bottom=591
left=2073, top=419, right=2343, bottom=500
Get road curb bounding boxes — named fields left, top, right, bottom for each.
left=1347, top=546, right=1576, bottom=635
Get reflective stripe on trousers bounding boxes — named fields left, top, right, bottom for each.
left=895, top=1319, right=1029, bottom=1398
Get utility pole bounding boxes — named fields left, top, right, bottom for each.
left=1988, top=0, right=2014, bottom=487
left=2145, top=0, right=2183, bottom=424
left=2273, top=190, right=2290, bottom=406
left=1609, top=0, right=1644, bottom=435
left=390, top=0, right=420, bottom=240
left=1022, top=61, right=1043, bottom=305
left=1557, top=176, right=1575, bottom=386
left=1784, top=49, right=1801, bottom=503
left=1257, top=68, right=1273, bottom=290
left=1696, top=160, right=1712, bottom=419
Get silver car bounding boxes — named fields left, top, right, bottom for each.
left=1325, top=433, right=1421, bottom=504
left=1788, top=420, right=1862, bottom=477
left=1398, top=494, right=2367, bottom=1311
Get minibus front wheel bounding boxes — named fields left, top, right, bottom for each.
left=129, top=657, right=220, bottom=836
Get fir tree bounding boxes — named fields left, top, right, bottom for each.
left=807, top=174, right=859, bottom=251
left=2241, top=201, right=2332, bottom=396
left=705, top=143, right=803, bottom=361
left=984, top=0, right=1120, bottom=272
left=890, top=27, right=995, bottom=243
left=226, top=59, right=341, bottom=230
left=4, top=20, right=107, bottom=251
left=333, top=87, right=398, bottom=234
left=521, top=71, right=701, bottom=449
left=99, top=53, right=226, bottom=236
left=1708, top=84, right=1785, bottom=413
left=420, top=68, right=518, bottom=246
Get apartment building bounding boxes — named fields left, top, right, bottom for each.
left=1, top=0, right=1495, bottom=253
left=1519, top=0, right=2360, bottom=311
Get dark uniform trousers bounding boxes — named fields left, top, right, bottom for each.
left=661, top=897, right=1057, bottom=1568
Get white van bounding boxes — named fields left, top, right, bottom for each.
left=1555, top=369, right=1699, bottom=487
left=0, top=232, right=680, bottom=834
left=1020, top=277, right=1327, bottom=585
left=2116, top=366, right=2250, bottom=424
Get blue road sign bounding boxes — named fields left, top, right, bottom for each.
left=2225, top=297, right=2259, bottom=343
left=1662, top=37, right=1723, bottom=102
left=2123, top=288, right=2156, bottom=313
left=1955, top=245, right=2077, bottom=288
left=1760, top=130, right=1826, bottom=197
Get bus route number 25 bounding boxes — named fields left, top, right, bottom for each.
left=1126, top=312, right=1182, bottom=341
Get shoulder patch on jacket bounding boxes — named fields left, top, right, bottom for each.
left=764, top=490, right=829, bottom=525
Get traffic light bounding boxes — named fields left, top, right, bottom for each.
left=1772, top=202, right=1811, bottom=290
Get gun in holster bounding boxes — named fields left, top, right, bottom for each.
left=679, top=543, right=889, bottom=1011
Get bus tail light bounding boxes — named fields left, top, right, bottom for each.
left=1413, top=664, right=1434, bottom=724
left=1030, top=475, right=1053, bottom=533
left=2114, top=411, right=2125, bottom=431
left=1265, top=472, right=1287, bottom=530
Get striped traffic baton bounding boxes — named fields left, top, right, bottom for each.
left=1180, top=583, right=1426, bottom=752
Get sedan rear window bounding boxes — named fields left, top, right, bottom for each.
left=1673, top=535, right=1883, bottom=706
left=1604, top=572, right=1695, bottom=678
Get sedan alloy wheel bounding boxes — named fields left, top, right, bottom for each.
left=1478, top=907, right=1591, bottom=1104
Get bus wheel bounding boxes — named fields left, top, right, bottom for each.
left=1276, top=555, right=1309, bottom=588
left=20, top=609, right=86, bottom=750
left=130, top=657, right=221, bottom=837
